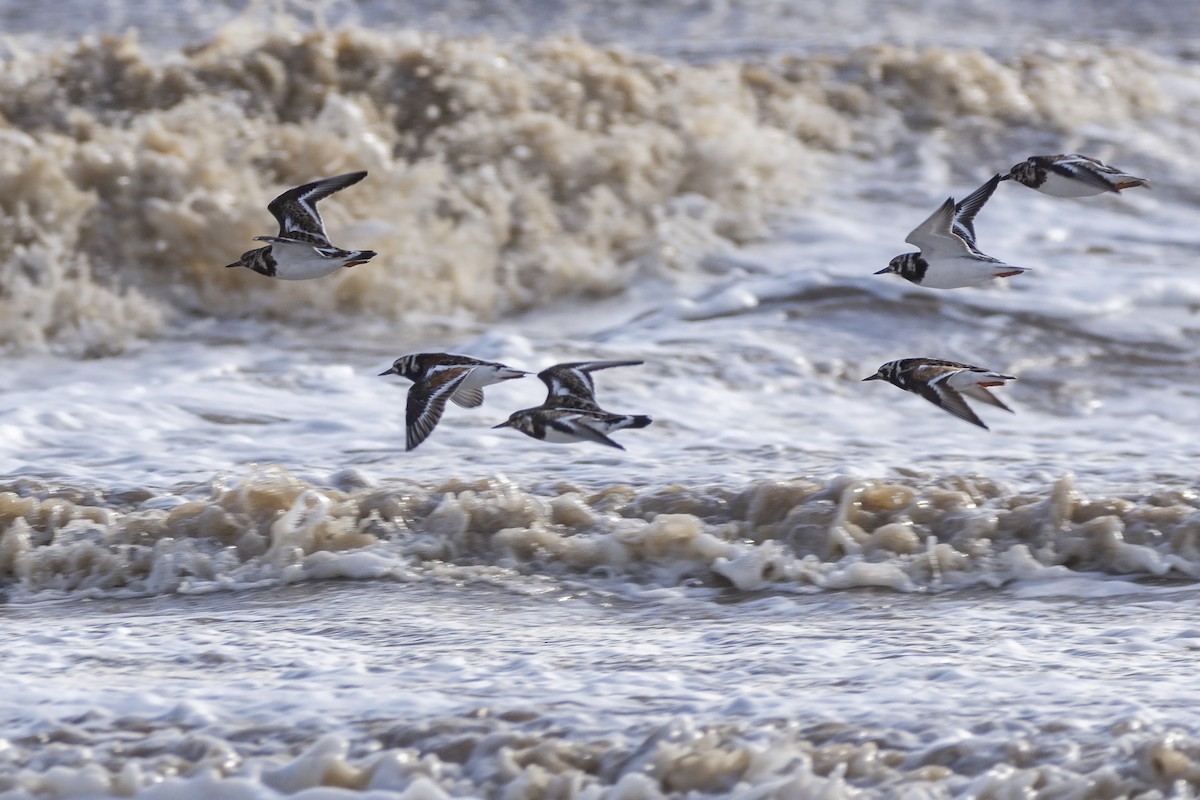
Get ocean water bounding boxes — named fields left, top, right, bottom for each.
left=3, top=1, right=1200, bottom=797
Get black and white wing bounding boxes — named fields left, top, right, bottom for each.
left=951, top=174, right=1002, bottom=250
left=915, top=369, right=988, bottom=429
left=266, top=171, right=368, bottom=245
left=537, top=360, right=644, bottom=408
left=405, top=366, right=473, bottom=451
left=547, top=409, right=627, bottom=450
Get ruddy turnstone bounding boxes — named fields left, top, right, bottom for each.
left=1002, top=154, right=1150, bottom=197
left=225, top=171, right=377, bottom=279
left=862, top=358, right=1016, bottom=430
left=876, top=174, right=1030, bottom=289
left=379, top=353, right=528, bottom=451
left=493, top=360, right=652, bottom=449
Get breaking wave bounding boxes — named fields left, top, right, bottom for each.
left=0, top=15, right=1181, bottom=354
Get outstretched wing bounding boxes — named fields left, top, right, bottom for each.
left=537, top=360, right=644, bottom=407
left=904, top=198, right=973, bottom=260
left=952, top=174, right=1002, bottom=249
left=549, top=410, right=627, bottom=450
left=918, top=372, right=988, bottom=429
left=405, top=366, right=472, bottom=451
left=266, top=171, right=368, bottom=245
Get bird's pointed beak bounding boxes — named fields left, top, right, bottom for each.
left=862, top=374, right=882, bottom=382
left=492, top=421, right=512, bottom=429
left=378, top=368, right=396, bottom=377
left=225, top=262, right=242, bottom=269
left=873, top=267, right=890, bottom=275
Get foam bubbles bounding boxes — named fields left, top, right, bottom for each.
left=2, top=469, right=1198, bottom=602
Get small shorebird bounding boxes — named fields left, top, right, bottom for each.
left=380, top=353, right=528, bottom=451
left=1002, top=154, right=1150, bottom=197
left=862, top=358, right=1016, bottom=430
left=493, top=360, right=652, bottom=449
left=876, top=174, right=1030, bottom=289
left=226, top=171, right=377, bottom=279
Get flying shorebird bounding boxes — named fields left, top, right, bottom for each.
left=875, top=174, right=1031, bottom=289
left=493, top=360, right=652, bottom=449
left=225, top=171, right=377, bottom=280
left=380, top=353, right=528, bottom=451
left=1002, top=154, right=1150, bottom=197
left=862, top=357, right=1016, bottom=430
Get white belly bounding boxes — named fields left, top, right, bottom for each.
left=270, top=241, right=345, bottom=280
left=920, top=258, right=1026, bottom=289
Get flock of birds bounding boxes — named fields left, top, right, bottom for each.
left=379, top=355, right=652, bottom=451
left=865, top=154, right=1148, bottom=429
left=225, top=154, right=1149, bottom=448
